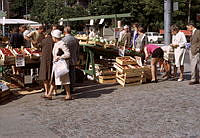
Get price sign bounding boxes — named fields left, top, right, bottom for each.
left=15, top=55, right=25, bottom=67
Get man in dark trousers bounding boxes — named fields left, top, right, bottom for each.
left=62, top=26, right=80, bottom=92
left=187, top=23, right=200, bottom=85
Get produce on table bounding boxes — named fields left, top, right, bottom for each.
left=0, top=48, right=14, bottom=56
left=13, top=48, right=28, bottom=55
left=24, top=48, right=40, bottom=56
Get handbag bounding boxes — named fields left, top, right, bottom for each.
left=53, top=59, right=69, bottom=78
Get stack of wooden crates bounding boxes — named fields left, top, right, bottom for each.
left=114, top=56, right=150, bottom=87
left=89, top=64, right=116, bottom=84
left=98, top=68, right=116, bottom=84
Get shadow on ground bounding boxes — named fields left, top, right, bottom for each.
left=74, top=88, right=117, bottom=99
left=57, top=80, right=118, bottom=99
left=0, top=92, right=24, bottom=105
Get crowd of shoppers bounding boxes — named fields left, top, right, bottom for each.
left=5, top=22, right=200, bottom=100
left=8, top=24, right=80, bottom=100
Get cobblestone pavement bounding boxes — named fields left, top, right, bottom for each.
left=0, top=78, right=200, bottom=138
left=1, top=51, right=200, bottom=138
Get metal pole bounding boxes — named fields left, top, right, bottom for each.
left=164, top=0, right=171, bottom=45
left=2, top=0, right=5, bottom=37
left=26, top=0, right=28, bottom=20
left=188, top=0, right=191, bottom=24
left=2, top=0, right=4, bottom=11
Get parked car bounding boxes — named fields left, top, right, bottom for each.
left=145, top=32, right=163, bottom=43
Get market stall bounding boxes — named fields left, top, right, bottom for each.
left=0, top=47, right=40, bottom=87
left=75, top=33, right=151, bottom=86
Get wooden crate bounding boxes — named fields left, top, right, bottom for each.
left=114, top=63, right=143, bottom=74
left=116, top=56, right=137, bottom=65
left=104, top=44, right=115, bottom=49
left=116, top=77, right=142, bottom=87
left=0, top=56, right=15, bottom=65
left=142, top=66, right=152, bottom=81
left=116, top=71, right=142, bottom=78
left=75, top=36, right=88, bottom=41
left=116, top=71, right=146, bottom=87
left=79, top=41, right=88, bottom=45
left=98, top=69, right=116, bottom=76
left=88, top=41, right=96, bottom=45
left=98, top=73, right=116, bottom=84
left=95, top=41, right=105, bottom=47
left=98, top=77, right=116, bottom=84
left=99, top=75, right=116, bottom=80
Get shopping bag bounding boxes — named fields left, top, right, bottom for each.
left=54, top=59, right=69, bottom=78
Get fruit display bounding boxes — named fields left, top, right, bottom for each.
left=13, top=48, right=28, bottom=56
left=88, top=35, right=114, bottom=47
left=75, top=34, right=88, bottom=41
left=24, top=48, right=40, bottom=56
left=0, top=48, right=15, bottom=65
left=0, top=48, right=14, bottom=56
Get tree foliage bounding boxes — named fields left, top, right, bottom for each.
left=10, top=0, right=200, bottom=30
left=11, top=0, right=33, bottom=18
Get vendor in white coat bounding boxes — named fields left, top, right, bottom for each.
left=44, top=29, right=72, bottom=100
left=170, top=25, right=187, bottom=81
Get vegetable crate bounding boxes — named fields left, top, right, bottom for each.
left=114, top=56, right=146, bottom=87
left=116, top=70, right=145, bottom=87
left=0, top=48, right=15, bottom=65
left=97, top=67, right=116, bottom=84
left=98, top=75, right=116, bottom=84
left=116, top=56, right=137, bottom=65
left=98, top=69, right=116, bottom=84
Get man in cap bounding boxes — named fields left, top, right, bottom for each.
left=118, top=25, right=131, bottom=48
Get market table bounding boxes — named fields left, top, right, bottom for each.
left=0, top=48, right=41, bottom=87
left=80, top=44, right=142, bottom=80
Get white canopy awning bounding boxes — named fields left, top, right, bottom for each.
left=0, top=19, right=39, bottom=25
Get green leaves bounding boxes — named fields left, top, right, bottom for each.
left=29, top=0, right=88, bottom=24
left=10, top=0, right=200, bottom=29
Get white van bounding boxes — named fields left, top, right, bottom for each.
left=145, top=32, right=163, bottom=43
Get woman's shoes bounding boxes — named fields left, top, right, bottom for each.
left=64, top=96, right=74, bottom=101
left=177, top=78, right=184, bottom=82
left=151, top=80, right=158, bottom=83
left=41, top=95, right=53, bottom=100
left=41, top=94, right=48, bottom=98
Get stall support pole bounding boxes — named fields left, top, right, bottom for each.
left=83, top=46, right=96, bottom=81
left=2, top=25, right=5, bottom=37
left=164, top=0, right=171, bottom=45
